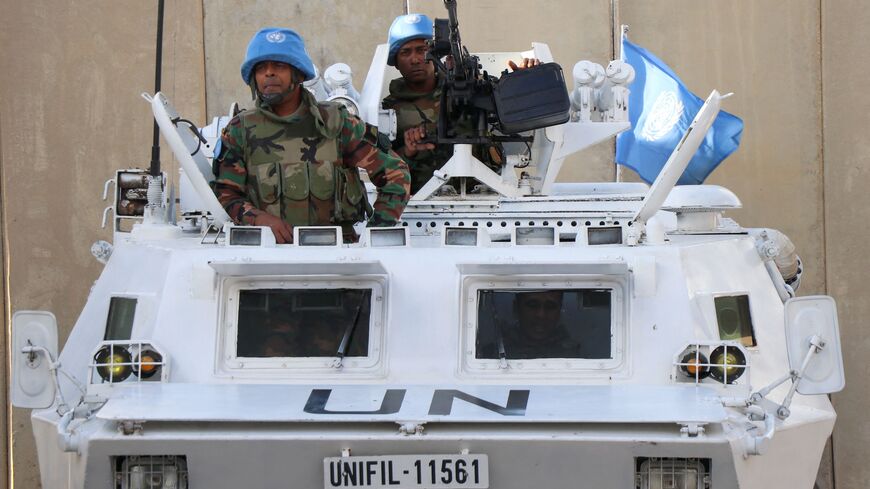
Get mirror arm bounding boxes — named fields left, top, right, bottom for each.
left=22, top=344, right=60, bottom=371
left=775, top=335, right=825, bottom=419
left=750, top=335, right=826, bottom=418
left=21, top=344, right=68, bottom=411
left=751, top=335, right=825, bottom=419
left=749, top=371, right=794, bottom=404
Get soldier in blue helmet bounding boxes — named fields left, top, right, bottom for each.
left=213, top=28, right=411, bottom=243
left=381, top=14, right=539, bottom=194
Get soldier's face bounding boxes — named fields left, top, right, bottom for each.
left=254, top=60, right=297, bottom=99
left=395, top=39, right=434, bottom=84
left=516, top=291, right=563, bottom=340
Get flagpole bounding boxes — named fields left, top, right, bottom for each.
left=620, top=25, right=629, bottom=60
left=611, top=0, right=623, bottom=183
left=616, top=24, right=630, bottom=184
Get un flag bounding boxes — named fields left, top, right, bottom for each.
left=615, top=39, right=743, bottom=185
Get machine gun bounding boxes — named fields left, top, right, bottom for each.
left=426, top=0, right=571, bottom=145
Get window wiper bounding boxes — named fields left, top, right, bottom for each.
left=494, top=320, right=508, bottom=369
left=483, top=293, right=509, bottom=369
left=335, top=292, right=366, bottom=367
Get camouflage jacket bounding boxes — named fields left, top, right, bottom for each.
left=382, top=76, right=502, bottom=195
left=214, top=90, right=410, bottom=236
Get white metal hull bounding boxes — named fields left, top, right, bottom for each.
left=32, top=399, right=833, bottom=489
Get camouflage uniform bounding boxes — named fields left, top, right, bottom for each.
left=382, top=76, right=503, bottom=194
left=214, top=90, right=411, bottom=239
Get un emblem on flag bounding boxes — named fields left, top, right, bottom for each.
left=641, top=91, right=683, bottom=142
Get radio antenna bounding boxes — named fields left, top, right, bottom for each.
left=149, top=0, right=165, bottom=177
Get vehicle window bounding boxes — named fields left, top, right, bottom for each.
left=104, top=297, right=137, bottom=340
left=236, top=288, right=371, bottom=358
left=475, top=288, right=612, bottom=360
left=715, top=294, right=756, bottom=347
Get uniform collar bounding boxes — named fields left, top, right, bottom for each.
left=387, top=74, right=441, bottom=101
left=256, top=89, right=335, bottom=137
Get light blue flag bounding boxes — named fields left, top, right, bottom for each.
left=615, top=38, right=743, bottom=185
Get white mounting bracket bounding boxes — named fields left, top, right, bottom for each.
left=118, top=420, right=145, bottom=436
left=412, top=145, right=525, bottom=201
left=398, top=422, right=426, bottom=436
left=679, top=422, right=706, bottom=438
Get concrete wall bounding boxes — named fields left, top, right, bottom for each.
left=1, top=0, right=867, bottom=487
left=0, top=1, right=206, bottom=487
left=822, top=1, right=870, bottom=487
left=1, top=110, right=8, bottom=489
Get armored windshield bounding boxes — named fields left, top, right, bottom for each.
left=475, top=289, right=612, bottom=360
left=236, top=288, right=371, bottom=358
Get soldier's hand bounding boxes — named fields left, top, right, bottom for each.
left=508, top=58, right=541, bottom=71
left=402, top=125, right=436, bottom=158
left=253, top=212, right=293, bottom=244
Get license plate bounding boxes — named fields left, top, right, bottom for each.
left=324, top=454, right=489, bottom=489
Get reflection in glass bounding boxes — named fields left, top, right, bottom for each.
left=714, top=295, right=756, bottom=347
left=475, top=289, right=612, bottom=360
left=104, top=297, right=137, bottom=341
left=237, top=289, right=371, bottom=358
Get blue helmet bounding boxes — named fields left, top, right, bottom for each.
left=240, top=28, right=316, bottom=84
left=387, top=14, right=434, bottom=67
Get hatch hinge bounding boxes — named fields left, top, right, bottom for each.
left=397, top=422, right=426, bottom=436
left=679, top=422, right=706, bottom=438
left=118, top=420, right=145, bottom=436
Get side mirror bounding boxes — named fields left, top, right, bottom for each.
left=784, top=296, right=845, bottom=395
left=11, top=311, right=59, bottom=409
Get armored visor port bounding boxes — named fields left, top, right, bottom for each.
left=237, top=288, right=371, bottom=358
left=475, top=288, right=612, bottom=360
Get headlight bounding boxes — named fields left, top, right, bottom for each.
left=636, top=458, right=709, bottom=489
left=90, top=342, right=166, bottom=384
left=674, top=342, right=749, bottom=386
left=678, top=350, right=711, bottom=380
left=133, top=349, right=163, bottom=379
left=114, top=455, right=188, bottom=489
left=709, top=345, right=747, bottom=384
left=94, top=345, right=132, bottom=382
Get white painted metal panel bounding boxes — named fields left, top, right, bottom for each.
left=95, top=383, right=726, bottom=423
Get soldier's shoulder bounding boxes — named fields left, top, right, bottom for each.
left=315, top=101, right=354, bottom=124
left=382, top=92, right=400, bottom=108
left=226, top=108, right=259, bottom=128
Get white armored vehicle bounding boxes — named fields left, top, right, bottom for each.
left=10, top=3, right=844, bottom=488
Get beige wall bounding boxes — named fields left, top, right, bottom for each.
left=0, top=0, right=206, bottom=486
left=1, top=109, right=8, bottom=489
left=0, top=0, right=867, bottom=487
left=822, top=0, right=870, bottom=488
